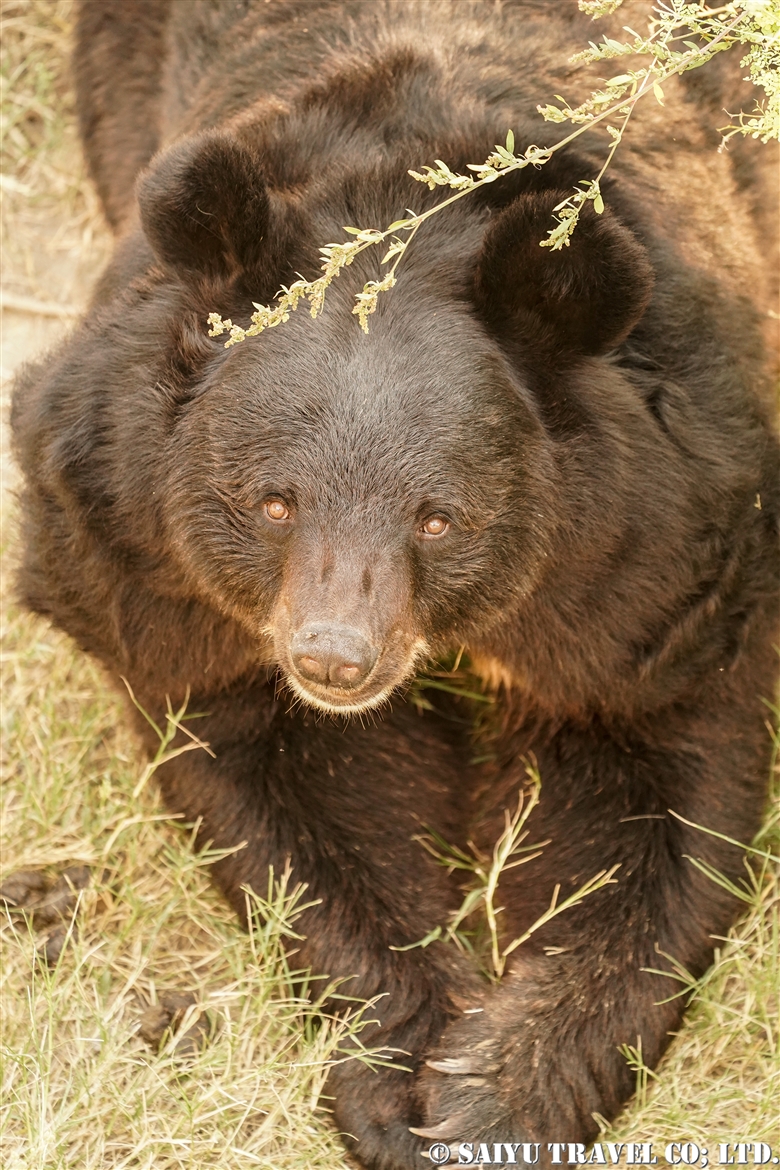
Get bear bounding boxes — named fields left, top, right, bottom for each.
left=10, top=1, right=779, bottom=1167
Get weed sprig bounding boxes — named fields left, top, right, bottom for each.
left=207, top=0, right=779, bottom=345
left=397, top=764, right=620, bottom=982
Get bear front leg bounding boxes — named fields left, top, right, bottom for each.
left=144, top=679, right=481, bottom=1170
left=416, top=704, right=770, bottom=1160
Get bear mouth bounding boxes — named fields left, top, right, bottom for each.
left=282, top=669, right=398, bottom=714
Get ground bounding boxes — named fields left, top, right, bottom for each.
left=1, top=3, right=778, bottom=1166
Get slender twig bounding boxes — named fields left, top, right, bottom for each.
left=208, top=6, right=752, bottom=343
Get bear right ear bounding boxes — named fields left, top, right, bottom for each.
left=137, top=130, right=270, bottom=280
left=475, top=189, right=653, bottom=363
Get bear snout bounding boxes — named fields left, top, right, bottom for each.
left=272, top=600, right=428, bottom=714
left=291, top=622, right=379, bottom=690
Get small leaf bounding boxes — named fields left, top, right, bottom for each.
left=381, top=241, right=405, bottom=264
left=593, top=192, right=605, bottom=214
left=653, top=81, right=665, bottom=105
left=537, top=103, right=568, bottom=123
left=505, top=128, right=515, bottom=154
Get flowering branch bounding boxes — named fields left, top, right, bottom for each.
left=208, top=0, right=779, bottom=345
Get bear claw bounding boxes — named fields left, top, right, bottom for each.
left=426, top=1057, right=471, bottom=1074
left=425, top=1056, right=483, bottom=1075
left=409, top=1110, right=471, bottom=1140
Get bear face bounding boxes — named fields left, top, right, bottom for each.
left=162, top=284, right=553, bottom=712
left=133, top=131, right=655, bottom=714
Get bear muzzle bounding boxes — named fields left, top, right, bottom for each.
left=268, top=546, right=423, bottom=712
left=270, top=606, right=428, bottom=714
left=290, top=622, right=379, bottom=690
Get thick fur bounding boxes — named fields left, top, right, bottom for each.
left=12, top=2, right=779, bottom=1167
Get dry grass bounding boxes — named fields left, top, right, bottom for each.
left=0, top=0, right=107, bottom=311
left=0, top=605, right=371, bottom=1170
left=603, top=767, right=780, bottom=1146
left=1, top=2, right=778, bottom=1165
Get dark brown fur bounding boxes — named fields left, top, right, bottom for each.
left=11, top=2, right=779, bottom=1166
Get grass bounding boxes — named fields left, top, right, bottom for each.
left=1, top=2, right=779, bottom=1164
left=603, top=754, right=780, bottom=1146
left=0, top=0, right=107, bottom=312
left=0, top=600, right=367, bottom=1170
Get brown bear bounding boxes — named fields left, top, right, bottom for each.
left=11, top=2, right=779, bottom=1167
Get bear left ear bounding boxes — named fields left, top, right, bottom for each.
left=137, top=130, right=270, bottom=279
left=475, top=189, right=654, bottom=361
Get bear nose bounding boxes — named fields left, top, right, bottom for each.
left=290, top=622, right=379, bottom=689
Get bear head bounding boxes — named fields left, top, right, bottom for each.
left=134, top=130, right=653, bottom=714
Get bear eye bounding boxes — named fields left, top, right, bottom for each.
left=263, top=498, right=292, bottom=523
left=420, top=515, right=450, bottom=539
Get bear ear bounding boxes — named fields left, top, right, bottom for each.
left=475, top=189, right=654, bottom=361
left=137, top=130, right=270, bottom=279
